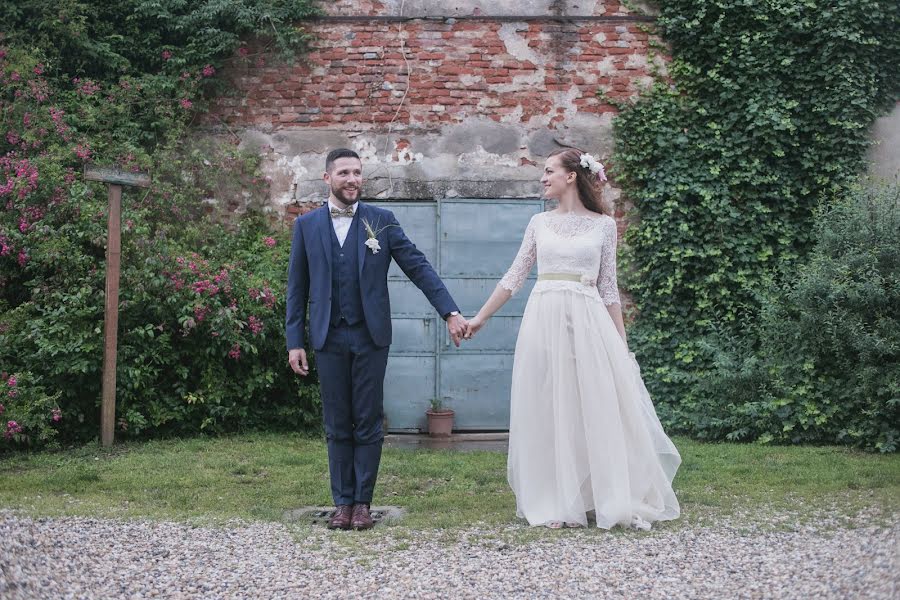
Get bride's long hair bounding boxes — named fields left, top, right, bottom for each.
left=548, top=148, right=612, bottom=216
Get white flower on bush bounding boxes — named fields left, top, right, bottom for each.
left=579, top=153, right=608, bottom=182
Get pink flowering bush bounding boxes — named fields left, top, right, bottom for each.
left=104, top=221, right=321, bottom=437
left=0, top=2, right=321, bottom=449
left=0, top=371, right=63, bottom=448
left=0, top=124, right=321, bottom=446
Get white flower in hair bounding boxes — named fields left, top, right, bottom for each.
left=579, top=153, right=608, bottom=182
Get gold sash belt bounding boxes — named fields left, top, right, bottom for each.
left=537, top=272, right=582, bottom=282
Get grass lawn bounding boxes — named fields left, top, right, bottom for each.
left=1, top=433, right=897, bottom=531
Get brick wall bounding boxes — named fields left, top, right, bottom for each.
left=208, top=1, right=666, bottom=217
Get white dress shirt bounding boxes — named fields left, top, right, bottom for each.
left=328, top=200, right=356, bottom=247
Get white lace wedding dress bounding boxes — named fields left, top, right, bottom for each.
left=499, top=211, right=681, bottom=529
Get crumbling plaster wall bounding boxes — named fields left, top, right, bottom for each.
left=868, top=102, right=900, bottom=182
left=209, top=0, right=663, bottom=218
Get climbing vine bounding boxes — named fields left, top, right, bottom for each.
left=612, top=0, right=900, bottom=443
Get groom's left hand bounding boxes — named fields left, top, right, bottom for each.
left=446, top=314, right=468, bottom=347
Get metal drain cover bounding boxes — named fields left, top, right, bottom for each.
left=283, top=506, right=406, bottom=526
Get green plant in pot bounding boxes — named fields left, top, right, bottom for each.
left=426, top=397, right=454, bottom=437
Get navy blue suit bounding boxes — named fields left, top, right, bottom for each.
left=286, top=202, right=458, bottom=505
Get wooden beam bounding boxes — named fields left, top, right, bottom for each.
left=84, top=165, right=151, bottom=188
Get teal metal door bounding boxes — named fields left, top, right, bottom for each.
left=372, top=199, right=545, bottom=432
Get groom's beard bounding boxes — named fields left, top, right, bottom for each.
left=331, top=182, right=360, bottom=206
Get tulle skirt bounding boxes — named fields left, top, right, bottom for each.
left=507, top=285, right=681, bottom=528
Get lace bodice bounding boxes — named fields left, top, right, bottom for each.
left=499, top=211, right=621, bottom=305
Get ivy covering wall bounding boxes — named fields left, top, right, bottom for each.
left=613, top=0, right=899, bottom=449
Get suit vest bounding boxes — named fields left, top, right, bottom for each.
left=329, top=217, right=365, bottom=327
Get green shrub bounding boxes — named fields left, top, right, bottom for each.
left=692, top=183, right=900, bottom=452
left=0, top=0, right=318, bottom=148
left=0, top=129, right=323, bottom=448
left=612, top=0, right=900, bottom=441
left=0, top=1, right=321, bottom=450
left=0, top=371, right=63, bottom=448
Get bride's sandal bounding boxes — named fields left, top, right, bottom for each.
left=546, top=521, right=563, bottom=529
left=630, top=515, right=652, bottom=531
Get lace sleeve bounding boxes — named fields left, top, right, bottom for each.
left=598, top=217, right=621, bottom=305
left=498, top=214, right=538, bottom=295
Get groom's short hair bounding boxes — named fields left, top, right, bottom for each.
left=326, top=148, right=361, bottom=173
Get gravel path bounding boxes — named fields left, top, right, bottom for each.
left=1, top=510, right=896, bottom=599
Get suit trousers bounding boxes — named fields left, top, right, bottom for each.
left=316, top=320, right=390, bottom=505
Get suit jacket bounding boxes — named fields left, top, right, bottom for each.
left=286, top=202, right=459, bottom=351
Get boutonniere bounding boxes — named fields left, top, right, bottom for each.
left=361, top=217, right=396, bottom=254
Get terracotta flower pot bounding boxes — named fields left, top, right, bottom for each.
left=425, top=409, right=454, bottom=437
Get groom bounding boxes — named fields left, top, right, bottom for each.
left=286, top=148, right=467, bottom=530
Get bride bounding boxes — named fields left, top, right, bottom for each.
left=464, top=148, right=681, bottom=530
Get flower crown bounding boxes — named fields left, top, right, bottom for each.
left=578, top=153, right=607, bottom=183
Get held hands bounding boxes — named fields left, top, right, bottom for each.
left=448, top=313, right=487, bottom=345
left=446, top=314, right=469, bottom=347
left=462, top=315, right=486, bottom=341
left=288, top=316, right=478, bottom=371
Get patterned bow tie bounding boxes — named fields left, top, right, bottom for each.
left=330, top=206, right=354, bottom=218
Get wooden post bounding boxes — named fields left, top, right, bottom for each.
left=84, top=166, right=151, bottom=447
left=101, top=184, right=122, bottom=447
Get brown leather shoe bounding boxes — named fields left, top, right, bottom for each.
left=351, top=503, right=374, bottom=530
left=327, top=505, right=353, bottom=530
